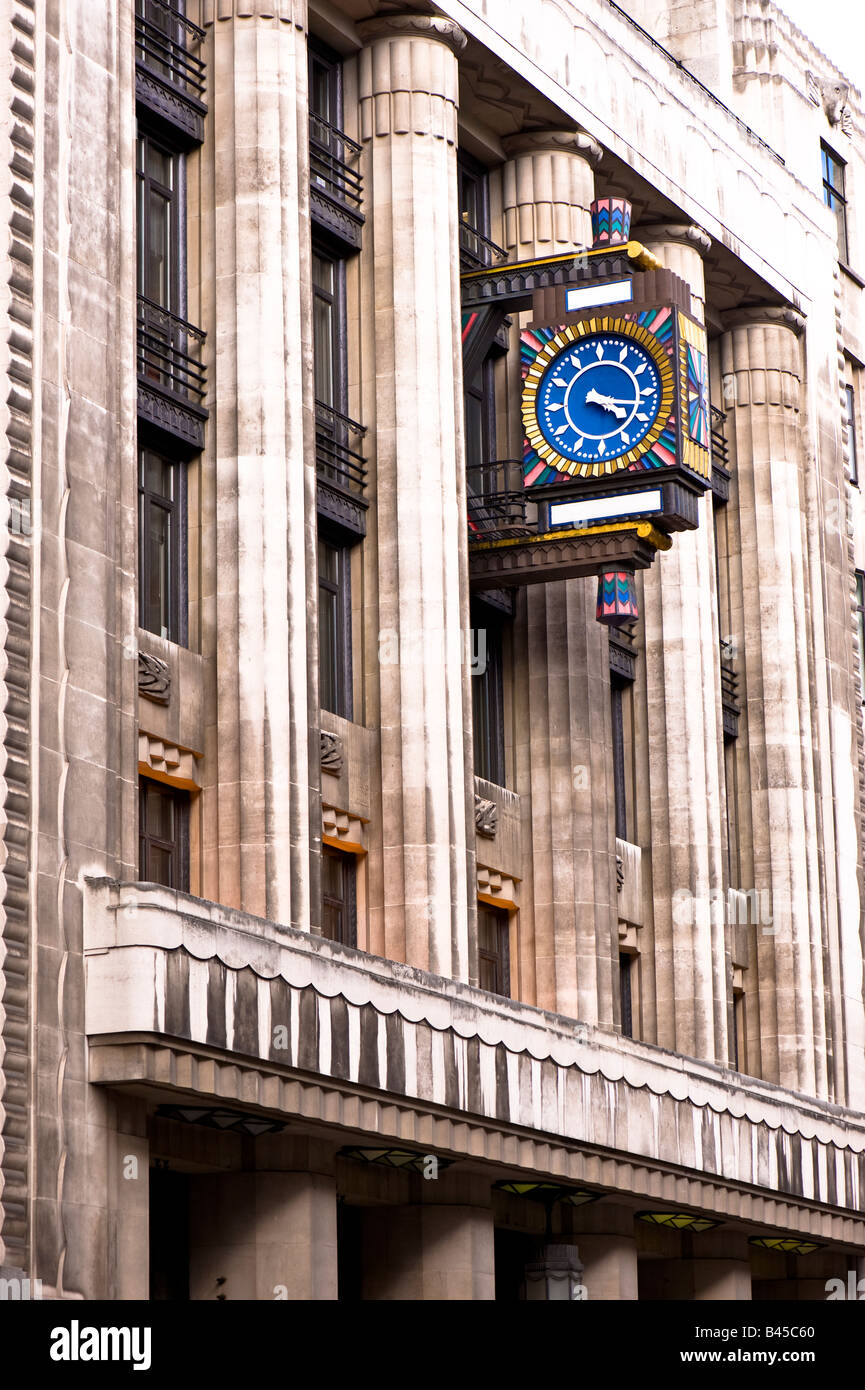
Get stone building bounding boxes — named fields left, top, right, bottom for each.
left=1, top=0, right=864, bottom=1300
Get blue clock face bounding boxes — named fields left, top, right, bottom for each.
left=536, top=333, right=662, bottom=464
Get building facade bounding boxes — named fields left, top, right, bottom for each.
left=1, top=0, right=865, bottom=1300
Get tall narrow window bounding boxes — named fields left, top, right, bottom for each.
left=822, top=143, right=849, bottom=264
left=139, top=447, right=181, bottom=641
left=139, top=777, right=189, bottom=890
left=619, top=953, right=634, bottom=1038
left=856, top=571, right=865, bottom=698
left=137, top=134, right=178, bottom=311
left=732, top=988, right=746, bottom=1073
left=319, top=535, right=351, bottom=717
left=845, top=381, right=859, bottom=484
left=313, top=249, right=343, bottom=411
left=611, top=675, right=629, bottom=841
left=321, top=845, right=357, bottom=947
left=478, top=904, right=510, bottom=997
left=471, top=603, right=505, bottom=786
left=458, top=152, right=499, bottom=270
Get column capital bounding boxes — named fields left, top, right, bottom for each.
left=502, top=128, right=603, bottom=166
left=357, top=12, right=467, bottom=55
left=202, top=0, right=304, bottom=23
left=722, top=304, right=806, bottom=336
left=638, top=222, right=712, bottom=255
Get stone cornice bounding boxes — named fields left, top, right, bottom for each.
left=356, top=13, right=466, bottom=56
left=202, top=0, right=304, bottom=23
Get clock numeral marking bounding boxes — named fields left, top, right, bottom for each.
left=619, top=346, right=628, bottom=362
left=595, top=343, right=604, bottom=360
left=552, top=376, right=567, bottom=386
left=621, top=431, right=630, bottom=445
left=573, top=436, right=584, bottom=450
left=597, top=439, right=606, bottom=456
left=641, top=385, right=655, bottom=395
left=553, top=424, right=569, bottom=437
left=634, top=363, right=646, bottom=375
left=570, top=353, right=581, bottom=366
left=636, top=412, right=648, bottom=422
left=546, top=402, right=564, bottom=411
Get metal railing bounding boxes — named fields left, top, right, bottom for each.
left=135, top=0, right=205, bottom=101
left=459, top=219, right=508, bottom=272
left=710, top=404, right=729, bottom=468
left=720, top=636, right=740, bottom=737
left=137, top=295, right=206, bottom=404
left=467, top=460, right=535, bottom=539
left=309, top=115, right=363, bottom=213
left=315, top=400, right=367, bottom=494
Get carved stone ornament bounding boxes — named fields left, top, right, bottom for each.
left=475, top=794, right=498, bottom=839
left=357, top=14, right=467, bottom=55
left=638, top=222, right=712, bottom=256
left=616, top=854, right=624, bottom=893
left=806, top=71, right=850, bottom=128
left=321, top=730, right=344, bottom=774
left=138, top=651, right=171, bottom=704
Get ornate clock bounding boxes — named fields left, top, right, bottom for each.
left=523, top=321, right=675, bottom=477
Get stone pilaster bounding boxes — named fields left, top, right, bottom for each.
left=361, top=1174, right=495, bottom=1300
left=200, top=0, right=316, bottom=927
left=501, top=132, right=617, bottom=1025
left=636, top=225, right=729, bottom=1064
left=356, top=14, right=474, bottom=979
left=720, top=307, right=827, bottom=1095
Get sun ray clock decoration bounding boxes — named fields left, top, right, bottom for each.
left=462, top=198, right=713, bottom=625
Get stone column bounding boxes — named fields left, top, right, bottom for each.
left=499, top=132, right=619, bottom=1026
left=690, top=1232, right=753, bottom=1300
left=719, top=307, right=827, bottom=1095
left=361, top=1174, right=495, bottom=1300
left=636, top=224, right=729, bottom=1064
left=188, top=1139, right=338, bottom=1300
left=356, top=14, right=474, bottom=979
left=200, top=0, right=316, bottom=927
left=570, top=1203, right=639, bottom=1300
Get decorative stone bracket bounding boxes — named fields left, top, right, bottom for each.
left=138, top=733, right=200, bottom=791
left=477, top=864, right=518, bottom=911
left=322, top=802, right=366, bottom=855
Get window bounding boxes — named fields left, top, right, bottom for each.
left=309, top=42, right=341, bottom=144
left=732, top=988, right=746, bottom=1073
left=619, top=952, right=634, bottom=1038
left=139, top=447, right=182, bottom=641
left=611, top=673, right=636, bottom=842
left=478, top=904, right=510, bottom=996
left=139, top=778, right=189, bottom=889
left=321, top=845, right=356, bottom=947
left=856, top=571, right=865, bottom=698
left=458, top=152, right=492, bottom=269
left=465, top=356, right=496, bottom=476
left=319, top=535, right=351, bottom=717
left=845, top=381, right=859, bottom=484
left=137, top=134, right=179, bottom=311
left=471, top=603, right=505, bottom=786
left=822, top=143, right=849, bottom=264
left=312, top=249, right=344, bottom=412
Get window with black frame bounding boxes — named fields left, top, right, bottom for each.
left=137, top=133, right=178, bottom=312
left=478, top=904, right=510, bottom=997
left=139, top=777, right=189, bottom=890
left=319, top=534, right=352, bottom=718
left=471, top=601, right=506, bottom=787
left=610, top=673, right=631, bottom=842
left=458, top=152, right=504, bottom=270
left=845, top=378, right=859, bottom=485
left=139, top=447, right=182, bottom=642
left=822, top=142, right=849, bottom=264
left=321, top=845, right=357, bottom=947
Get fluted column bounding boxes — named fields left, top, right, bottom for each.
left=500, top=132, right=618, bottom=1025
left=637, top=224, right=728, bottom=1063
left=201, top=0, right=316, bottom=926
left=720, top=307, right=826, bottom=1094
left=357, top=14, right=473, bottom=978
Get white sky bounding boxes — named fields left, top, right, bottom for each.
left=774, top=0, right=865, bottom=97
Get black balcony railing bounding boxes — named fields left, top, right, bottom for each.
left=459, top=219, right=508, bottom=273
left=137, top=295, right=206, bottom=404
left=315, top=401, right=367, bottom=494
left=467, top=460, right=535, bottom=540
left=310, top=115, right=363, bottom=212
left=135, top=0, right=205, bottom=102
left=710, top=404, right=731, bottom=500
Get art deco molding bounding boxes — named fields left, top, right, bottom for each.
left=320, top=730, right=344, bottom=774
left=477, top=864, right=518, bottom=910
left=356, top=14, right=467, bottom=57
left=638, top=222, right=712, bottom=256
left=138, top=651, right=171, bottom=704
left=474, top=795, right=498, bottom=839
left=502, top=128, right=603, bottom=166
left=138, top=734, right=201, bottom=791
left=322, top=803, right=366, bottom=855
